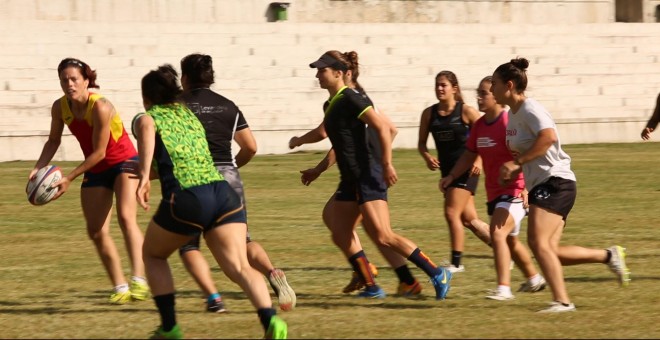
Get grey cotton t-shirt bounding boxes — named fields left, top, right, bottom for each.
left=505, top=98, right=576, bottom=189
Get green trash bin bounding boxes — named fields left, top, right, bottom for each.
left=271, top=2, right=290, bottom=21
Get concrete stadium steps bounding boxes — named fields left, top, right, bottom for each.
left=1, top=20, right=660, bottom=161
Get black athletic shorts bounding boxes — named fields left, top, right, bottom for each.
left=334, top=166, right=388, bottom=204
left=446, top=170, right=479, bottom=195
left=179, top=166, right=251, bottom=254
left=528, top=176, right=576, bottom=221
left=81, top=156, right=139, bottom=189
left=154, top=180, right=246, bottom=237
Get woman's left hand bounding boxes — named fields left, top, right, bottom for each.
left=51, top=176, right=71, bottom=200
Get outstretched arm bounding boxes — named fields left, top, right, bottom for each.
left=30, top=101, right=65, bottom=181
left=641, top=92, right=660, bottom=140
left=289, top=122, right=327, bottom=149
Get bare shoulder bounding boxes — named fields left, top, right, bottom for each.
left=462, top=103, right=479, bottom=114
left=461, top=103, right=481, bottom=122
left=93, top=96, right=117, bottom=116
left=50, top=98, right=62, bottom=116
left=421, top=105, right=433, bottom=118
left=95, top=96, right=115, bottom=110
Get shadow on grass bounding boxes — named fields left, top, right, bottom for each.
left=565, top=275, right=660, bottom=283
left=0, top=305, right=149, bottom=315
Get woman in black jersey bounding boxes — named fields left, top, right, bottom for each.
left=417, top=70, right=491, bottom=273
left=308, top=50, right=451, bottom=300
left=290, top=51, right=423, bottom=297
left=177, top=53, right=296, bottom=312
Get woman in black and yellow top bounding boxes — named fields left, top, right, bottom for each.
left=291, top=51, right=422, bottom=297
left=308, top=50, right=452, bottom=300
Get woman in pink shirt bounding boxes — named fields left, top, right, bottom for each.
left=440, top=76, right=545, bottom=300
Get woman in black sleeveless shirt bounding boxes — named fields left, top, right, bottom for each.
left=417, top=70, right=491, bottom=273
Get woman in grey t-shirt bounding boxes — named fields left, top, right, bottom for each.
left=492, top=58, right=630, bottom=313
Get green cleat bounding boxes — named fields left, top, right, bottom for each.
left=149, top=324, right=183, bottom=339
left=265, top=316, right=288, bottom=339
left=130, top=279, right=150, bottom=301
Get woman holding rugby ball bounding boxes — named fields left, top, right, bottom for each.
left=29, top=58, right=148, bottom=305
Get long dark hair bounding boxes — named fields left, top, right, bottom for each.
left=141, top=64, right=182, bottom=105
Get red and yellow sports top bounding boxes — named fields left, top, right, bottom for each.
left=60, top=93, right=137, bottom=173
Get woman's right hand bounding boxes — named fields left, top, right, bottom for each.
left=499, top=160, right=521, bottom=186
left=289, top=136, right=301, bottom=149
left=136, top=178, right=151, bottom=211
left=26, top=168, right=39, bottom=193
left=300, top=168, right=321, bottom=186
left=424, top=155, right=440, bottom=171
left=28, top=168, right=39, bottom=181
left=439, top=174, right=454, bottom=193
left=641, top=127, right=654, bottom=140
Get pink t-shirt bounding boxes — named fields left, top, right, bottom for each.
left=466, top=111, right=525, bottom=202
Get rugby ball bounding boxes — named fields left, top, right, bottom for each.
left=26, top=165, right=62, bottom=205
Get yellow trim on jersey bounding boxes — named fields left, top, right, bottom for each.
left=60, top=93, right=123, bottom=142
left=108, top=112, right=123, bottom=142
left=324, top=86, right=348, bottom=117
left=356, top=106, right=373, bottom=119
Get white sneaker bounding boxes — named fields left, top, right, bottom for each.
left=485, top=289, right=515, bottom=301
left=268, top=269, right=297, bottom=311
left=538, top=301, right=576, bottom=313
left=443, top=264, right=465, bottom=274
left=518, top=277, right=547, bottom=293
left=607, top=245, right=631, bottom=287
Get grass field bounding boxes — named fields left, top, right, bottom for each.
left=1, top=144, right=659, bottom=339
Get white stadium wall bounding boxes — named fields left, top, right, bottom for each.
left=1, top=0, right=659, bottom=162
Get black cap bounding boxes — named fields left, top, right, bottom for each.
left=309, top=53, right=348, bottom=71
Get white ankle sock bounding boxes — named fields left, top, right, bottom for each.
left=114, top=283, right=129, bottom=293
left=528, top=274, right=543, bottom=285
left=497, top=285, right=512, bottom=295
left=131, top=276, right=147, bottom=284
